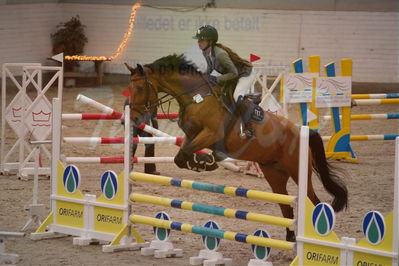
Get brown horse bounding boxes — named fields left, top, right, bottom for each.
left=125, top=54, right=348, bottom=241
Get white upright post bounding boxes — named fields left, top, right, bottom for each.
left=296, top=126, right=310, bottom=266
left=124, top=104, right=131, bottom=229
left=31, top=98, right=62, bottom=239
left=1, top=66, right=6, bottom=173
left=21, top=141, right=48, bottom=231
left=51, top=98, right=62, bottom=218
left=32, top=145, right=39, bottom=205
left=102, top=104, right=149, bottom=252
left=18, top=69, right=28, bottom=177
left=393, top=137, right=399, bottom=266
left=58, top=56, right=63, bottom=103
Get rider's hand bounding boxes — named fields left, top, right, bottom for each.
left=208, top=75, right=218, bottom=84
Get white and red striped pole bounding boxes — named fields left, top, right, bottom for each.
left=66, top=156, right=174, bottom=164
left=61, top=113, right=179, bottom=120
left=62, top=113, right=122, bottom=120
left=76, top=94, right=123, bottom=117
left=63, top=136, right=184, bottom=145
left=65, top=156, right=239, bottom=164
left=75, top=94, right=178, bottom=120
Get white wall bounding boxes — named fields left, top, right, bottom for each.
left=0, top=3, right=61, bottom=69
left=1, top=3, right=398, bottom=83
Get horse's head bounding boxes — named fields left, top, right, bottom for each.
left=124, top=63, right=158, bottom=126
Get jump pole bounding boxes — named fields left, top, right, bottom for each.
left=129, top=214, right=294, bottom=250
left=65, top=157, right=240, bottom=164
left=353, top=99, right=399, bottom=105
left=63, top=136, right=184, bottom=145
left=322, top=134, right=399, bottom=141
left=61, top=113, right=178, bottom=120
left=129, top=193, right=295, bottom=228
left=130, top=172, right=295, bottom=206
left=76, top=94, right=240, bottom=172
left=321, top=113, right=399, bottom=121
left=351, top=93, right=399, bottom=99
left=76, top=94, right=122, bottom=117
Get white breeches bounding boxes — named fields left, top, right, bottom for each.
left=233, top=70, right=256, bottom=101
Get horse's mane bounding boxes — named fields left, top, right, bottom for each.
left=145, top=54, right=201, bottom=75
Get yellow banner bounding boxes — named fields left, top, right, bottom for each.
left=56, top=200, right=84, bottom=228
left=303, top=243, right=340, bottom=265
left=353, top=251, right=392, bottom=266
left=94, top=206, right=124, bottom=234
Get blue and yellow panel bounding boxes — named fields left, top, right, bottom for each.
left=56, top=161, right=84, bottom=199
left=95, top=171, right=126, bottom=234
left=353, top=211, right=395, bottom=265
left=302, top=198, right=342, bottom=265
left=55, top=161, right=85, bottom=228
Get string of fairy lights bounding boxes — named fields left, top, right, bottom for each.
left=64, top=3, right=142, bottom=61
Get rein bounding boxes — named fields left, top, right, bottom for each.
left=131, top=74, right=216, bottom=114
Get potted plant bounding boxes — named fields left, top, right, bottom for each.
left=51, top=15, right=88, bottom=71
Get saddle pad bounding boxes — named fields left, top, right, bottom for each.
left=251, top=105, right=264, bottom=123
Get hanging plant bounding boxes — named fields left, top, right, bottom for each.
left=51, top=15, right=88, bottom=71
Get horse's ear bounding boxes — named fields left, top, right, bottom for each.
left=124, top=63, right=135, bottom=74
left=136, top=64, right=145, bottom=76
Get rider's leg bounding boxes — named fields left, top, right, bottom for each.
left=233, top=71, right=256, bottom=100
left=234, top=71, right=257, bottom=138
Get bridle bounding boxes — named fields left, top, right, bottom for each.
left=129, top=73, right=215, bottom=117
left=129, top=75, right=158, bottom=114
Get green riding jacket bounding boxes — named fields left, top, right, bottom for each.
left=203, top=45, right=252, bottom=83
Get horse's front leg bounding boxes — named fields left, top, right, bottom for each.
left=174, top=128, right=219, bottom=172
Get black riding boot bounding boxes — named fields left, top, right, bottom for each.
left=236, top=96, right=255, bottom=138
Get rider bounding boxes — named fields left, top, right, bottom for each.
left=193, top=25, right=256, bottom=138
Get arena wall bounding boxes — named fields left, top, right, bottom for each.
left=0, top=2, right=398, bottom=83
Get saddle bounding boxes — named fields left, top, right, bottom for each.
left=219, top=82, right=264, bottom=123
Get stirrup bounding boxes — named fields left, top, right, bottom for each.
left=239, top=122, right=254, bottom=139
left=239, top=122, right=246, bottom=139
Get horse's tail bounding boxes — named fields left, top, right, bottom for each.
left=309, top=130, right=348, bottom=212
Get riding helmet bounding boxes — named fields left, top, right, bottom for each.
left=193, top=25, right=218, bottom=43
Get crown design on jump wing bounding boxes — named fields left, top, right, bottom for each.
left=32, top=110, right=51, bottom=122
left=12, top=107, right=22, bottom=118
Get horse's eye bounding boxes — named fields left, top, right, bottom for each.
left=137, top=86, right=143, bottom=91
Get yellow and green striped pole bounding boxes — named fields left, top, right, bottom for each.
left=130, top=193, right=295, bottom=228
left=130, top=214, right=295, bottom=250
left=130, top=172, right=295, bottom=206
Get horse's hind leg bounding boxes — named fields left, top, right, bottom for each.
left=259, top=163, right=296, bottom=242
left=283, top=154, right=321, bottom=208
